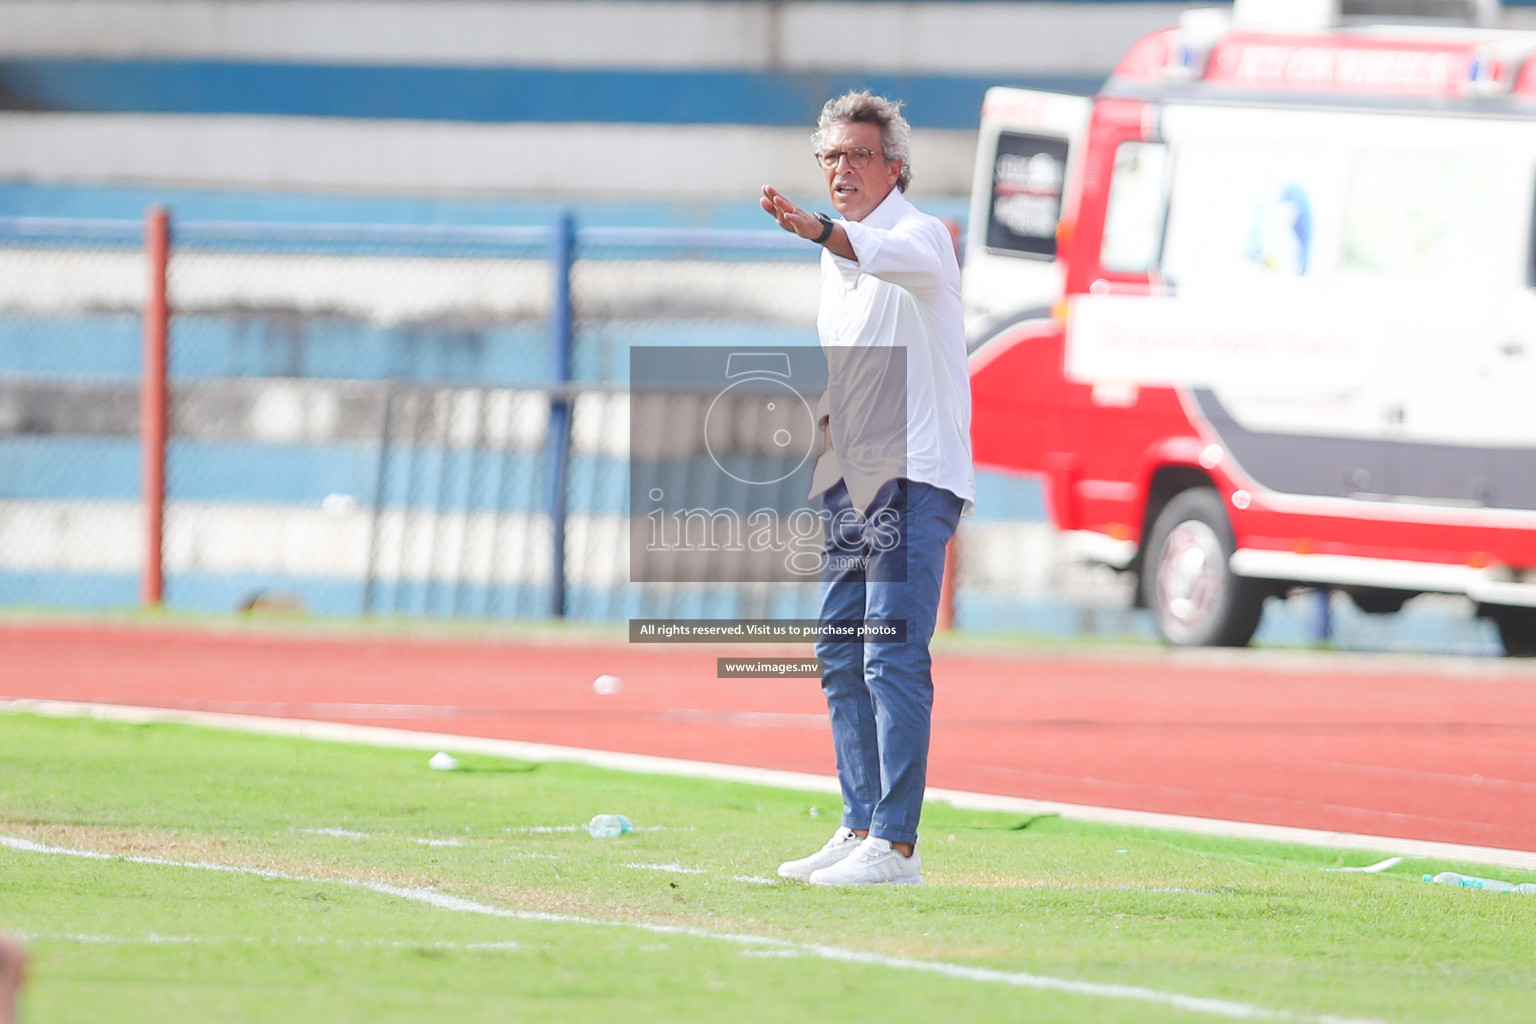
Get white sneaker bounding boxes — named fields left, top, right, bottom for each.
left=808, top=836, right=922, bottom=886
left=778, top=826, right=863, bottom=881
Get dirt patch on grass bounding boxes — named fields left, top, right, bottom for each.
left=0, top=821, right=786, bottom=935
left=0, top=820, right=1057, bottom=961
left=0, top=821, right=455, bottom=892
left=5, top=821, right=246, bottom=861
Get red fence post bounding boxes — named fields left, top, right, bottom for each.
left=141, top=205, right=170, bottom=607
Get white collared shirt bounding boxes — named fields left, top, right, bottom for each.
left=809, top=187, right=975, bottom=517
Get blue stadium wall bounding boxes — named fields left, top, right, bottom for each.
left=0, top=0, right=1211, bottom=217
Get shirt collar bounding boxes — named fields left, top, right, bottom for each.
left=847, top=186, right=908, bottom=230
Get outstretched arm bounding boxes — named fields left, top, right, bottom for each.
left=759, top=185, right=856, bottom=261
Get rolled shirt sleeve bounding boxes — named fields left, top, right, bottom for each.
left=837, top=216, right=954, bottom=294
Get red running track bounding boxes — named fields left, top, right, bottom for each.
left=3, top=623, right=1534, bottom=852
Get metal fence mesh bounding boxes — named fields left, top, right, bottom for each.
left=568, top=229, right=822, bottom=622
left=161, top=223, right=552, bottom=616
left=0, top=213, right=1118, bottom=639
left=362, top=384, right=553, bottom=619
left=0, top=218, right=147, bottom=607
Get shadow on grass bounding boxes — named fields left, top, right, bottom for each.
left=442, top=763, right=540, bottom=775
left=957, top=814, right=1061, bottom=832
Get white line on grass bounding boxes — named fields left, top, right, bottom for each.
left=296, top=829, right=468, bottom=847
left=20, top=931, right=203, bottom=945
left=500, top=824, right=681, bottom=834
left=501, top=825, right=582, bottom=833
left=292, top=828, right=492, bottom=847
left=1, top=832, right=1386, bottom=1024
left=16, top=931, right=522, bottom=953
left=7, top=697, right=1531, bottom=872
left=292, top=826, right=766, bottom=883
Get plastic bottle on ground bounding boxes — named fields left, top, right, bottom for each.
left=1423, top=871, right=1536, bottom=893
left=587, top=814, right=633, bottom=839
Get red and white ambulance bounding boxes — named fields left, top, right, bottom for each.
left=968, top=1, right=1536, bottom=653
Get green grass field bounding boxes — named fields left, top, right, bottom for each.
left=2, top=711, right=1534, bottom=1023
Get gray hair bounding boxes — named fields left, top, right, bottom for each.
left=812, top=90, right=912, bottom=192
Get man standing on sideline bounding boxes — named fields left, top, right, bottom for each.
left=761, top=91, right=974, bottom=886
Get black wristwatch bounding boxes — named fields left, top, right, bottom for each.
left=813, top=212, right=835, bottom=245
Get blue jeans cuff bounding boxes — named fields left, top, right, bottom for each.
left=870, top=827, right=918, bottom=846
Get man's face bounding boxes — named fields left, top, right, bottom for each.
left=819, top=120, right=901, bottom=222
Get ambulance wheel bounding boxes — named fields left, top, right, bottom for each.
left=1141, top=487, right=1266, bottom=648
left=1484, top=604, right=1536, bottom=658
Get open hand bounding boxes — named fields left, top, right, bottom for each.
left=760, top=185, right=819, bottom=241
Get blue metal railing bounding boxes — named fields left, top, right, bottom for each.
left=0, top=210, right=821, bottom=622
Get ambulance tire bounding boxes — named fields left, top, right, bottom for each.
left=1484, top=604, right=1536, bottom=658
left=1141, top=487, right=1266, bottom=648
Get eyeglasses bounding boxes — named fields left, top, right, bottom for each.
left=816, top=146, right=883, bottom=170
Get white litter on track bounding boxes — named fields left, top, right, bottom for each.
left=1, top=832, right=1388, bottom=1024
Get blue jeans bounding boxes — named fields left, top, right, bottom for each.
left=815, top=478, right=963, bottom=846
